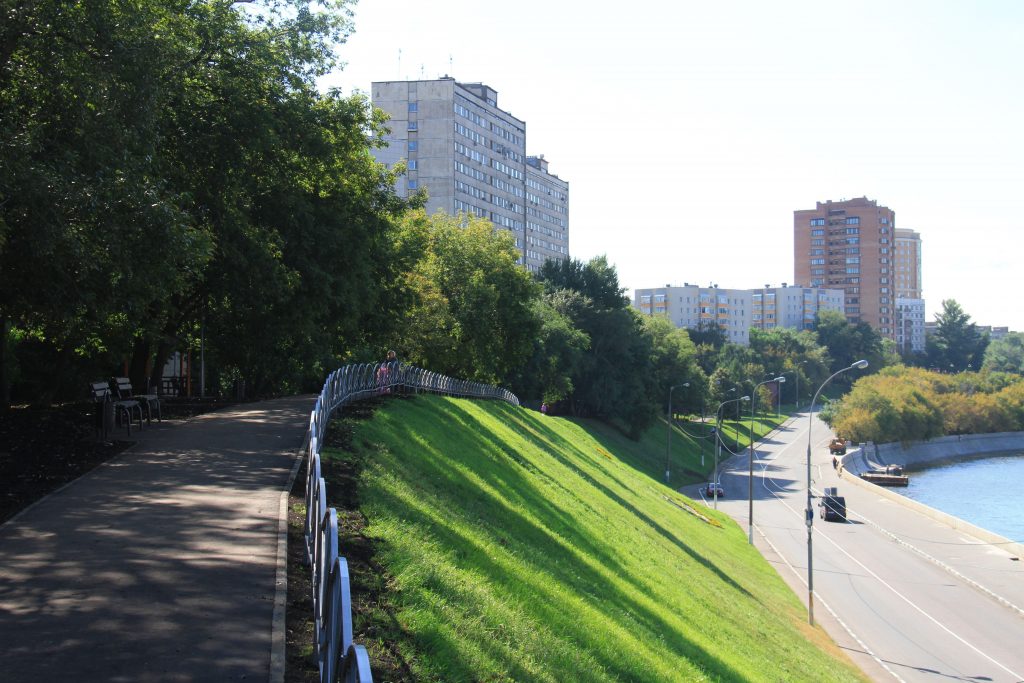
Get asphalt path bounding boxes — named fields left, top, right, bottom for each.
left=687, top=412, right=1024, bottom=683
left=0, top=396, right=311, bottom=682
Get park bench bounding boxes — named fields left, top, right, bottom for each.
left=90, top=380, right=143, bottom=437
left=112, top=377, right=161, bottom=424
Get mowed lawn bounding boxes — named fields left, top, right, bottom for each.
left=322, top=395, right=866, bottom=682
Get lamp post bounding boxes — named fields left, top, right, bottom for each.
left=748, top=376, right=785, bottom=544
left=805, top=359, right=868, bottom=625
left=665, top=382, right=690, bottom=484
left=714, top=395, right=750, bottom=510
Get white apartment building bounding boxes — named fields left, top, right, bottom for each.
left=895, top=298, right=926, bottom=354
left=634, top=284, right=846, bottom=346
left=371, top=77, right=569, bottom=272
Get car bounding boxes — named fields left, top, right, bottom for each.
left=829, top=437, right=847, bottom=455
left=704, top=482, right=725, bottom=498
left=818, top=493, right=847, bottom=521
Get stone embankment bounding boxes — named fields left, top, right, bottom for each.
left=840, top=431, right=1024, bottom=558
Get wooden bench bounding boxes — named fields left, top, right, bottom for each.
left=112, top=377, right=161, bottom=424
left=90, top=380, right=143, bottom=436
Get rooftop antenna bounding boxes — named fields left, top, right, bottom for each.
left=449, top=54, right=453, bottom=75
left=420, top=63, right=425, bottom=79
left=397, top=48, right=401, bottom=79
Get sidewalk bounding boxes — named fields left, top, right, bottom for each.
left=0, top=395, right=312, bottom=682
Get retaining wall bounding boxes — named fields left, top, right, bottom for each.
left=839, top=433, right=1024, bottom=559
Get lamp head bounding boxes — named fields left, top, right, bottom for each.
left=852, top=359, right=869, bottom=370
left=741, top=395, right=750, bottom=401
left=775, top=376, right=786, bottom=383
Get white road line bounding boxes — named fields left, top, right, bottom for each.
left=759, top=462, right=1024, bottom=681
left=755, top=525, right=905, bottom=683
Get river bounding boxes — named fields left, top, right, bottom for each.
left=899, top=452, right=1024, bottom=543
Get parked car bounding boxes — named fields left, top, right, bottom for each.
left=818, top=491, right=847, bottom=522
left=829, top=437, right=847, bottom=455
left=704, top=482, right=725, bottom=498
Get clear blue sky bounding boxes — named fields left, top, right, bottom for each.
left=321, top=0, right=1024, bottom=332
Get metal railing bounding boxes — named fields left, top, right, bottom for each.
left=302, top=362, right=519, bottom=682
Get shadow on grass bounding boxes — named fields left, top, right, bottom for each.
left=333, top=396, right=761, bottom=682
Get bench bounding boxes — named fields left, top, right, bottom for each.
left=112, top=377, right=161, bottom=424
left=90, top=380, right=143, bottom=437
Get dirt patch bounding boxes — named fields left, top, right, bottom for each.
left=286, top=397, right=417, bottom=682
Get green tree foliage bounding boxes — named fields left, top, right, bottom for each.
left=982, top=332, right=1024, bottom=374
left=643, top=316, right=706, bottom=416
left=510, top=293, right=590, bottom=404
left=1, top=0, right=415, bottom=402
left=829, top=366, right=1024, bottom=444
left=925, top=299, right=989, bottom=373
left=394, top=211, right=540, bottom=384
left=536, top=256, right=657, bottom=436
left=813, top=310, right=885, bottom=388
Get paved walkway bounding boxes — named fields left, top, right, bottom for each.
left=0, top=395, right=313, bottom=682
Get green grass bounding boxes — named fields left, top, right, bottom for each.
left=325, top=396, right=863, bottom=682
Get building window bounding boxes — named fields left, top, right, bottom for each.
left=811, top=229, right=825, bottom=236
left=408, top=121, right=418, bottom=131
left=407, top=179, right=418, bottom=190
left=811, top=218, right=826, bottom=226
left=408, top=141, right=418, bottom=152
left=846, top=217, right=860, bottom=225
left=407, top=160, right=417, bottom=171
left=408, top=102, right=418, bottom=113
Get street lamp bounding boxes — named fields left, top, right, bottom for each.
left=714, top=395, right=750, bottom=510
left=665, top=382, right=690, bottom=484
left=805, top=359, right=868, bottom=625
left=748, top=376, right=785, bottom=544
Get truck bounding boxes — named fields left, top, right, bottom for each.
left=828, top=437, right=847, bottom=455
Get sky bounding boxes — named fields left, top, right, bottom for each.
left=320, top=0, right=1024, bottom=331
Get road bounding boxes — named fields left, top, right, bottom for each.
left=689, top=411, right=1024, bottom=683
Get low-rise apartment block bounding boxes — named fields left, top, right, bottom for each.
left=633, top=284, right=845, bottom=346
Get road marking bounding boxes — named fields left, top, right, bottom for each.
left=756, top=525, right=906, bottom=683
left=752, top=420, right=1024, bottom=681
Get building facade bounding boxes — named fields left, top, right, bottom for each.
left=894, top=228, right=923, bottom=299
left=750, top=284, right=845, bottom=332
left=895, top=297, right=926, bottom=354
left=371, top=77, right=569, bottom=272
left=794, top=197, right=903, bottom=340
left=633, top=284, right=845, bottom=346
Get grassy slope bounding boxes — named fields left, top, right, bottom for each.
left=326, top=395, right=864, bottom=682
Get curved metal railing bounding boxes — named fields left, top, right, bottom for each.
left=302, top=362, right=519, bottom=682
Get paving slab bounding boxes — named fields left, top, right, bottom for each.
left=0, top=395, right=312, bottom=682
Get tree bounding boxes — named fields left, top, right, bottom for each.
left=813, top=310, right=885, bottom=388
left=511, top=293, right=590, bottom=405
left=643, top=316, right=705, bottom=416
left=1, top=0, right=417, bottom=402
left=396, top=211, right=541, bottom=384
left=982, top=332, right=1024, bottom=374
left=926, top=300, right=988, bottom=373
left=536, top=256, right=656, bottom=436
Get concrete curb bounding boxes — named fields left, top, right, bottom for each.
left=270, top=445, right=308, bottom=683
left=839, top=447, right=1024, bottom=560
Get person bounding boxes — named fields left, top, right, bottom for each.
left=540, top=402, right=548, bottom=415
left=832, top=455, right=838, bottom=470
left=377, top=350, right=397, bottom=394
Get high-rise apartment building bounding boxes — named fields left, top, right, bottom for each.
left=894, top=229, right=923, bottom=299
left=892, top=228, right=925, bottom=353
left=633, top=283, right=844, bottom=346
left=794, top=197, right=903, bottom=339
left=371, top=77, right=569, bottom=272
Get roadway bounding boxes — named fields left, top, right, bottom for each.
left=688, top=411, right=1024, bottom=683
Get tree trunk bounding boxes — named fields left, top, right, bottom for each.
left=0, top=315, right=10, bottom=411
left=128, top=336, right=151, bottom=393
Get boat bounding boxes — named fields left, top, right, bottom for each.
left=860, top=464, right=909, bottom=487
